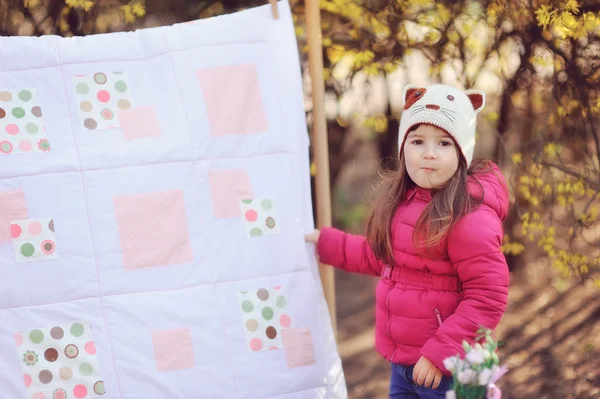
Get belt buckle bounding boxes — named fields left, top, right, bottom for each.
left=382, top=265, right=392, bottom=279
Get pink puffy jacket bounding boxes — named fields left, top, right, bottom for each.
left=317, top=163, right=510, bottom=376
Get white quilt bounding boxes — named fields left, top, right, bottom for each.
left=0, top=1, right=347, bottom=398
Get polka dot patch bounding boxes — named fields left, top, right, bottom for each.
left=44, top=348, right=58, bottom=362
left=237, top=287, right=291, bottom=352
left=16, top=322, right=104, bottom=397
left=239, top=198, right=281, bottom=238
left=10, top=217, right=57, bottom=262
left=0, top=88, right=50, bottom=155
left=93, top=380, right=105, bottom=395
left=50, top=327, right=64, bottom=340
left=73, top=72, right=133, bottom=130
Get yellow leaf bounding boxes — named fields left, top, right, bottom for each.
left=383, top=61, right=399, bottom=74
left=310, top=162, right=316, bottom=177
left=24, top=0, right=41, bottom=8
left=512, top=153, right=522, bottom=164
left=535, top=5, right=555, bottom=29
left=560, top=11, right=578, bottom=29
left=583, top=12, right=597, bottom=30
left=563, top=0, right=580, bottom=14
left=326, top=45, right=345, bottom=63
left=363, top=63, right=380, bottom=77
left=132, top=2, right=145, bottom=17
left=447, top=31, right=460, bottom=43
left=66, top=0, right=95, bottom=12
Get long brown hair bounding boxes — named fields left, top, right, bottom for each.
left=366, top=149, right=491, bottom=264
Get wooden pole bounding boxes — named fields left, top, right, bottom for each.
left=269, top=0, right=279, bottom=19
left=304, top=0, right=337, bottom=337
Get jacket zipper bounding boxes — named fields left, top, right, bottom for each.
left=386, top=280, right=398, bottom=359
left=434, top=308, right=443, bottom=326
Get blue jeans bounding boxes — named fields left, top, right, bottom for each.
left=389, top=363, right=453, bottom=399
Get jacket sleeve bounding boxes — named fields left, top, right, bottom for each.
left=316, top=227, right=384, bottom=276
left=420, top=209, right=510, bottom=375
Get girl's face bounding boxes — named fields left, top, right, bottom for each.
left=403, top=124, right=460, bottom=189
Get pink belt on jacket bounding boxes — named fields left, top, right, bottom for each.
left=382, top=265, right=461, bottom=292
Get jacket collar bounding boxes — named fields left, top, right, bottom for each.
left=406, top=185, right=432, bottom=201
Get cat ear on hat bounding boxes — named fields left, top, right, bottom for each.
left=402, top=84, right=421, bottom=104
left=465, top=89, right=485, bottom=113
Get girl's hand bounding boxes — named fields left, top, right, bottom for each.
left=304, top=229, right=321, bottom=243
left=413, top=355, right=443, bottom=389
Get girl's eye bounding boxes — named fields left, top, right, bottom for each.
left=412, top=140, right=423, bottom=145
left=440, top=141, right=452, bottom=146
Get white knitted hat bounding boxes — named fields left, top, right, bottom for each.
left=398, top=84, right=485, bottom=167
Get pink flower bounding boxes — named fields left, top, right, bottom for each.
left=37, top=139, right=51, bottom=152
left=487, top=383, right=502, bottom=399
left=490, top=365, right=508, bottom=384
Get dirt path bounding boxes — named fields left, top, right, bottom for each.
left=334, top=262, right=600, bottom=399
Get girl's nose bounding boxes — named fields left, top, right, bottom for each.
left=423, top=146, right=437, bottom=159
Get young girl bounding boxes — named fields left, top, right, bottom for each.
left=306, top=84, right=510, bottom=399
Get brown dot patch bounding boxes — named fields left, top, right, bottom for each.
left=257, top=288, right=269, bottom=301
left=44, top=348, right=58, bottom=362
left=265, top=326, right=277, bottom=339
left=84, top=118, right=97, bottom=130
left=39, top=370, right=53, bottom=384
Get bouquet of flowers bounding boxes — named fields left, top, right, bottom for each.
left=444, top=327, right=508, bottom=399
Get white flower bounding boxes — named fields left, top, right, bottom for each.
left=466, top=348, right=485, bottom=365
left=477, top=368, right=493, bottom=386
left=457, top=369, right=477, bottom=384
left=483, top=350, right=492, bottom=361
left=445, top=390, right=457, bottom=399
left=443, top=356, right=459, bottom=372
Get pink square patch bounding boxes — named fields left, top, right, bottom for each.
left=151, top=327, right=195, bottom=372
left=0, top=189, right=28, bottom=243
left=113, top=190, right=193, bottom=270
left=208, top=170, right=253, bottom=219
left=282, top=328, right=316, bottom=368
left=117, top=106, right=162, bottom=141
left=196, top=64, right=269, bottom=136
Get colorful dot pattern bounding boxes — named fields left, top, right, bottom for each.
left=10, top=217, right=57, bottom=263
left=240, top=198, right=280, bottom=237
left=0, top=89, right=51, bottom=155
left=237, top=287, right=291, bottom=352
left=16, top=322, right=105, bottom=398
left=73, top=72, right=133, bottom=131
